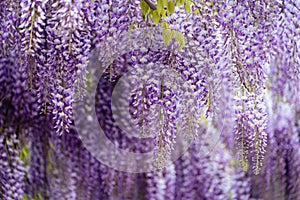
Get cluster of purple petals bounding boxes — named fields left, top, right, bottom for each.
left=0, top=0, right=300, bottom=199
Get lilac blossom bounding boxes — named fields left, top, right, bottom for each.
left=0, top=0, right=300, bottom=199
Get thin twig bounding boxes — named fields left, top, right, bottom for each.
left=144, top=0, right=157, bottom=10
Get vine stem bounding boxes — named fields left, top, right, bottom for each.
left=144, top=0, right=157, bottom=10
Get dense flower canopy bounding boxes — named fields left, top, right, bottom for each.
left=0, top=0, right=300, bottom=199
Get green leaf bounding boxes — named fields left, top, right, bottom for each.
left=163, top=30, right=174, bottom=46
left=19, top=145, right=29, bottom=162
left=23, top=193, right=28, bottom=200
left=229, top=159, right=239, bottom=167
left=161, top=21, right=169, bottom=29
left=37, top=193, right=43, bottom=200
left=162, top=0, right=168, bottom=6
left=140, top=0, right=150, bottom=16
left=161, top=9, right=166, bottom=17
left=129, top=24, right=135, bottom=30
left=167, top=1, right=175, bottom=15
left=161, top=22, right=174, bottom=46
left=194, top=9, right=201, bottom=15
left=152, top=10, right=160, bottom=24
left=184, top=0, right=192, bottom=13
left=176, top=0, right=184, bottom=6
left=157, top=0, right=163, bottom=15
left=175, top=31, right=185, bottom=50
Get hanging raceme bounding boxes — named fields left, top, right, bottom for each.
left=0, top=0, right=300, bottom=199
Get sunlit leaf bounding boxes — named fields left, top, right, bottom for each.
left=140, top=0, right=150, bottom=16
left=161, top=22, right=174, bottom=46
left=176, top=0, right=184, bottom=6
left=167, top=1, right=175, bottom=15
left=162, top=0, right=168, bottom=6
left=19, top=145, right=29, bottom=162
left=184, top=0, right=192, bottom=13
left=153, top=10, right=160, bottom=24
left=175, top=31, right=185, bottom=50
left=157, top=0, right=163, bottom=15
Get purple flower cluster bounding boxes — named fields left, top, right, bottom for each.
left=0, top=0, right=300, bottom=199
